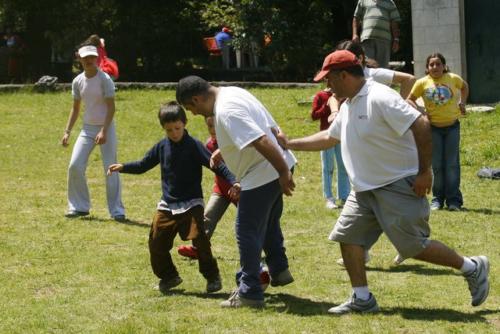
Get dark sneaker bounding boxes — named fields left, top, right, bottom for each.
left=177, top=245, right=198, bottom=259
left=113, top=215, right=127, bottom=222
left=65, top=211, right=89, bottom=218
left=206, top=275, right=222, bottom=293
left=270, top=269, right=294, bottom=287
left=464, top=256, right=490, bottom=306
left=220, top=290, right=265, bottom=308
left=447, top=204, right=461, bottom=212
left=158, top=276, right=182, bottom=294
left=328, top=293, right=380, bottom=315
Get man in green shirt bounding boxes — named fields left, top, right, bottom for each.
left=352, top=0, right=401, bottom=68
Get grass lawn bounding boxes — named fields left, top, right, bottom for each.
left=0, top=87, right=498, bottom=333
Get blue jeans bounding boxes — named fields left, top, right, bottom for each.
left=431, top=121, right=463, bottom=207
left=236, top=179, right=289, bottom=300
left=321, top=145, right=350, bottom=201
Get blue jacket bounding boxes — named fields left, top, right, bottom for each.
left=121, top=131, right=236, bottom=204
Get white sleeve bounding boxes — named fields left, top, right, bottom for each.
left=101, top=73, right=115, bottom=98
left=327, top=106, right=345, bottom=140
left=220, top=103, right=265, bottom=150
left=375, top=89, right=420, bottom=136
left=367, top=67, right=395, bottom=86
left=71, top=76, right=81, bottom=100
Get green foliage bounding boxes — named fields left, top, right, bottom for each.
left=2, top=0, right=388, bottom=81
left=0, top=89, right=499, bottom=333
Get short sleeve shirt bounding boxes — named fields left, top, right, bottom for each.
left=364, top=67, right=394, bottom=85
left=328, top=80, right=420, bottom=192
left=214, top=87, right=297, bottom=190
left=72, top=70, right=115, bottom=125
left=410, top=73, right=464, bottom=126
left=354, top=0, right=401, bottom=42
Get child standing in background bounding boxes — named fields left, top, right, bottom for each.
left=85, top=34, right=119, bottom=80
left=311, top=87, right=350, bottom=209
left=408, top=53, right=469, bottom=211
left=61, top=44, right=125, bottom=221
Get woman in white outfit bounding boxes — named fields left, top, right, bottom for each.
left=61, top=44, right=125, bottom=221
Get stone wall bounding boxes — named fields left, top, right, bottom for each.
left=411, top=0, right=466, bottom=78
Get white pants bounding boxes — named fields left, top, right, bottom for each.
left=67, top=122, right=125, bottom=217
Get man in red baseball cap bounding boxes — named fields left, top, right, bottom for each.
left=276, top=50, right=490, bottom=315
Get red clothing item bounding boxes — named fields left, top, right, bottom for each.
left=206, top=137, right=236, bottom=203
left=97, top=46, right=119, bottom=79
left=311, top=90, right=333, bottom=130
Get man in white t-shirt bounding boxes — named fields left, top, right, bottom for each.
left=176, top=76, right=297, bottom=308
left=280, top=50, right=489, bottom=314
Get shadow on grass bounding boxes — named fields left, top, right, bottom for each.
left=162, top=290, right=228, bottom=300
left=459, top=207, right=500, bottom=215
left=159, top=290, right=499, bottom=323
left=366, top=264, right=457, bottom=276
left=266, top=294, right=499, bottom=322
left=266, top=293, right=333, bottom=315
left=78, top=215, right=150, bottom=228
left=381, top=307, right=499, bottom=323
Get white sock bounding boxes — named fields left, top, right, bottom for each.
left=460, top=257, right=476, bottom=275
left=353, top=286, right=370, bottom=301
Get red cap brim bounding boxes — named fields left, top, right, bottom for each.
left=313, top=69, right=329, bottom=82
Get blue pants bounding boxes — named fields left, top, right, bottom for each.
left=431, top=121, right=463, bottom=207
left=236, top=179, right=289, bottom=300
left=321, top=145, right=350, bottom=201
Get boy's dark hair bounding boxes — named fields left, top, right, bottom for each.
left=158, top=101, right=187, bottom=126
left=176, top=75, right=211, bottom=105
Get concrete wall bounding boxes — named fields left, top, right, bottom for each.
left=411, top=0, right=466, bottom=78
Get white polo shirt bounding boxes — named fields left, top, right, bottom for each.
left=328, top=80, right=421, bottom=192
left=72, top=70, right=115, bottom=126
left=214, top=87, right=297, bottom=190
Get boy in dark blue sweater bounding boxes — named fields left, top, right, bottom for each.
left=107, top=101, right=238, bottom=294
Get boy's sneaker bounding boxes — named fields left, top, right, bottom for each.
left=206, top=275, right=222, bottom=293
left=448, top=204, right=461, bottom=212
left=113, top=215, right=127, bottom=222
left=464, top=256, right=490, bottom=306
left=220, top=290, right=264, bottom=308
left=336, top=251, right=371, bottom=267
left=328, top=293, right=380, bottom=315
left=158, top=276, right=182, bottom=294
left=430, top=202, right=443, bottom=211
left=177, top=245, right=198, bottom=259
left=325, top=198, right=338, bottom=210
left=270, top=269, right=294, bottom=287
left=393, top=254, right=405, bottom=265
left=65, top=210, right=89, bottom=218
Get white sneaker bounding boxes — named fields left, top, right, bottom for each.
left=328, top=293, right=380, bottom=315
left=393, top=254, right=405, bottom=265
left=336, top=251, right=371, bottom=267
left=326, top=198, right=338, bottom=209
left=464, top=256, right=490, bottom=306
